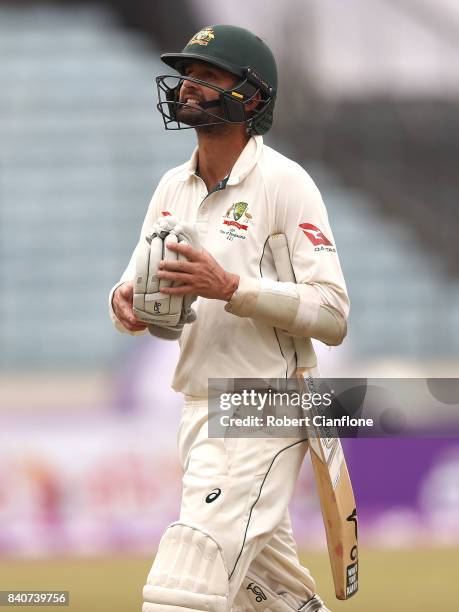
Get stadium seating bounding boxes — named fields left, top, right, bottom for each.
left=307, top=163, right=459, bottom=358
left=0, top=4, right=194, bottom=367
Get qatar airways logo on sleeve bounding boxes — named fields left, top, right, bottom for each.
left=299, top=223, right=333, bottom=247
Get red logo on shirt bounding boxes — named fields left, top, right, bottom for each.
left=299, top=223, right=333, bottom=246
left=161, top=211, right=172, bottom=216
left=223, top=219, right=248, bottom=231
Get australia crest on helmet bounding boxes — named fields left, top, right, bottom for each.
left=188, top=27, right=215, bottom=47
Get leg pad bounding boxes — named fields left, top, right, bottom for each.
left=143, top=522, right=228, bottom=612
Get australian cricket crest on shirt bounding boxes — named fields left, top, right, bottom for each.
left=220, top=201, right=253, bottom=241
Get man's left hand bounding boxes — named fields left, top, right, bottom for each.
left=157, top=242, right=239, bottom=302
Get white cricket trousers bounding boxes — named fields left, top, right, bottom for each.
left=173, top=396, right=317, bottom=608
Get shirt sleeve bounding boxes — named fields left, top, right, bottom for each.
left=274, top=162, right=349, bottom=319
left=225, top=163, right=349, bottom=345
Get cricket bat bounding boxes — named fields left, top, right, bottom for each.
left=269, top=233, right=358, bottom=600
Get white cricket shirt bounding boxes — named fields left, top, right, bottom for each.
left=110, top=135, right=349, bottom=397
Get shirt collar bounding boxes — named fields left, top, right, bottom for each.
left=177, top=135, right=263, bottom=184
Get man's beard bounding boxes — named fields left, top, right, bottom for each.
left=176, top=100, right=226, bottom=132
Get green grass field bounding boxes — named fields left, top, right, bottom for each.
left=0, top=548, right=457, bottom=611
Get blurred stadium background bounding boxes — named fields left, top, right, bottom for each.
left=0, top=1, right=458, bottom=610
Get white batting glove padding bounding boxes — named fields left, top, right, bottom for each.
left=133, top=218, right=200, bottom=330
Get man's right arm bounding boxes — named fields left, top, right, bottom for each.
left=109, top=174, right=171, bottom=335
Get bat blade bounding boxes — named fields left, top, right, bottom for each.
left=304, top=389, right=358, bottom=599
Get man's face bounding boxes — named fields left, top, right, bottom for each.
left=176, top=61, right=239, bottom=127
